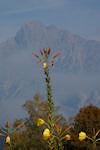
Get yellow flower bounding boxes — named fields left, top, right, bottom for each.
left=65, top=134, right=71, bottom=140
left=37, top=118, right=45, bottom=126
left=79, top=131, right=86, bottom=141
left=43, top=63, right=47, bottom=69
left=43, top=128, right=51, bottom=140
left=6, top=136, right=10, bottom=144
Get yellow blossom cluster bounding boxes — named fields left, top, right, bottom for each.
left=37, top=118, right=71, bottom=141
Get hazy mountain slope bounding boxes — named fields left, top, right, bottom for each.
left=1, top=20, right=100, bottom=72
left=0, top=20, right=100, bottom=125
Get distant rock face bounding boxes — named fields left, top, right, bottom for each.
left=0, top=20, right=100, bottom=73
left=0, top=20, right=100, bottom=125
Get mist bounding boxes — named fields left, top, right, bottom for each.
left=0, top=50, right=100, bottom=126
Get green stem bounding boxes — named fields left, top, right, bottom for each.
left=93, top=141, right=97, bottom=150
left=96, top=138, right=100, bottom=142
left=1, top=128, right=7, bottom=134
left=44, top=65, right=58, bottom=150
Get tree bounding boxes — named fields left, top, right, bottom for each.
left=10, top=93, right=68, bottom=150
left=67, top=104, right=100, bottom=150
left=10, top=93, right=49, bottom=150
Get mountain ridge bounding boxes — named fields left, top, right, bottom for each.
left=0, top=20, right=100, bottom=125
left=0, top=20, right=100, bottom=73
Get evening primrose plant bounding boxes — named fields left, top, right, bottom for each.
left=37, top=117, right=71, bottom=150
left=32, top=48, right=71, bottom=150
left=79, top=129, right=100, bottom=150
left=0, top=120, right=23, bottom=149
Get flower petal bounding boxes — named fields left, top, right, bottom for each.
left=43, top=128, right=51, bottom=140
left=37, top=118, right=45, bottom=126
left=43, top=63, right=47, bottom=69
left=6, top=136, right=10, bottom=144
left=79, top=131, right=86, bottom=141
left=65, top=134, right=71, bottom=140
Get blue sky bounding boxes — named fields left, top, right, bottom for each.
left=0, top=0, right=100, bottom=43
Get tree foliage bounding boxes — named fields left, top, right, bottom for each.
left=67, top=104, right=100, bottom=150
left=4, top=93, right=100, bottom=150
left=10, top=93, right=68, bottom=150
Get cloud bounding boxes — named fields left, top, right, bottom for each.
left=1, top=7, right=45, bottom=15
left=0, top=0, right=67, bottom=15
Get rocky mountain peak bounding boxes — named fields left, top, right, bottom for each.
left=0, top=20, right=100, bottom=73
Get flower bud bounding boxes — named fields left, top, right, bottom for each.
left=54, top=124, right=59, bottom=130
left=53, top=52, right=61, bottom=58
left=5, top=120, right=10, bottom=128
left=96, top=130, right=100, bottom=136
left=40, top=48, right=43, bottom=55
left=0, top=133, right=4, bottom=136
left=48, top=48, right=51, bottom=54
left=93, top=128, right=95, bottom=134
left=51, top=61, right=54, bottom=68
left=32, top=52, right=39, bottom=58
left=43, top=48, right=46, bottom=53
left=16, top=124, right=23, bottom=129
left=65, top=126, right=71, bottom=132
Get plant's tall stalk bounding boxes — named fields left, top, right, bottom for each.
left=32, top=48, right=61, bottom=149
left=33, top=49, right=71, bottom=150
left=43, top=50, right=58, bottom=150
